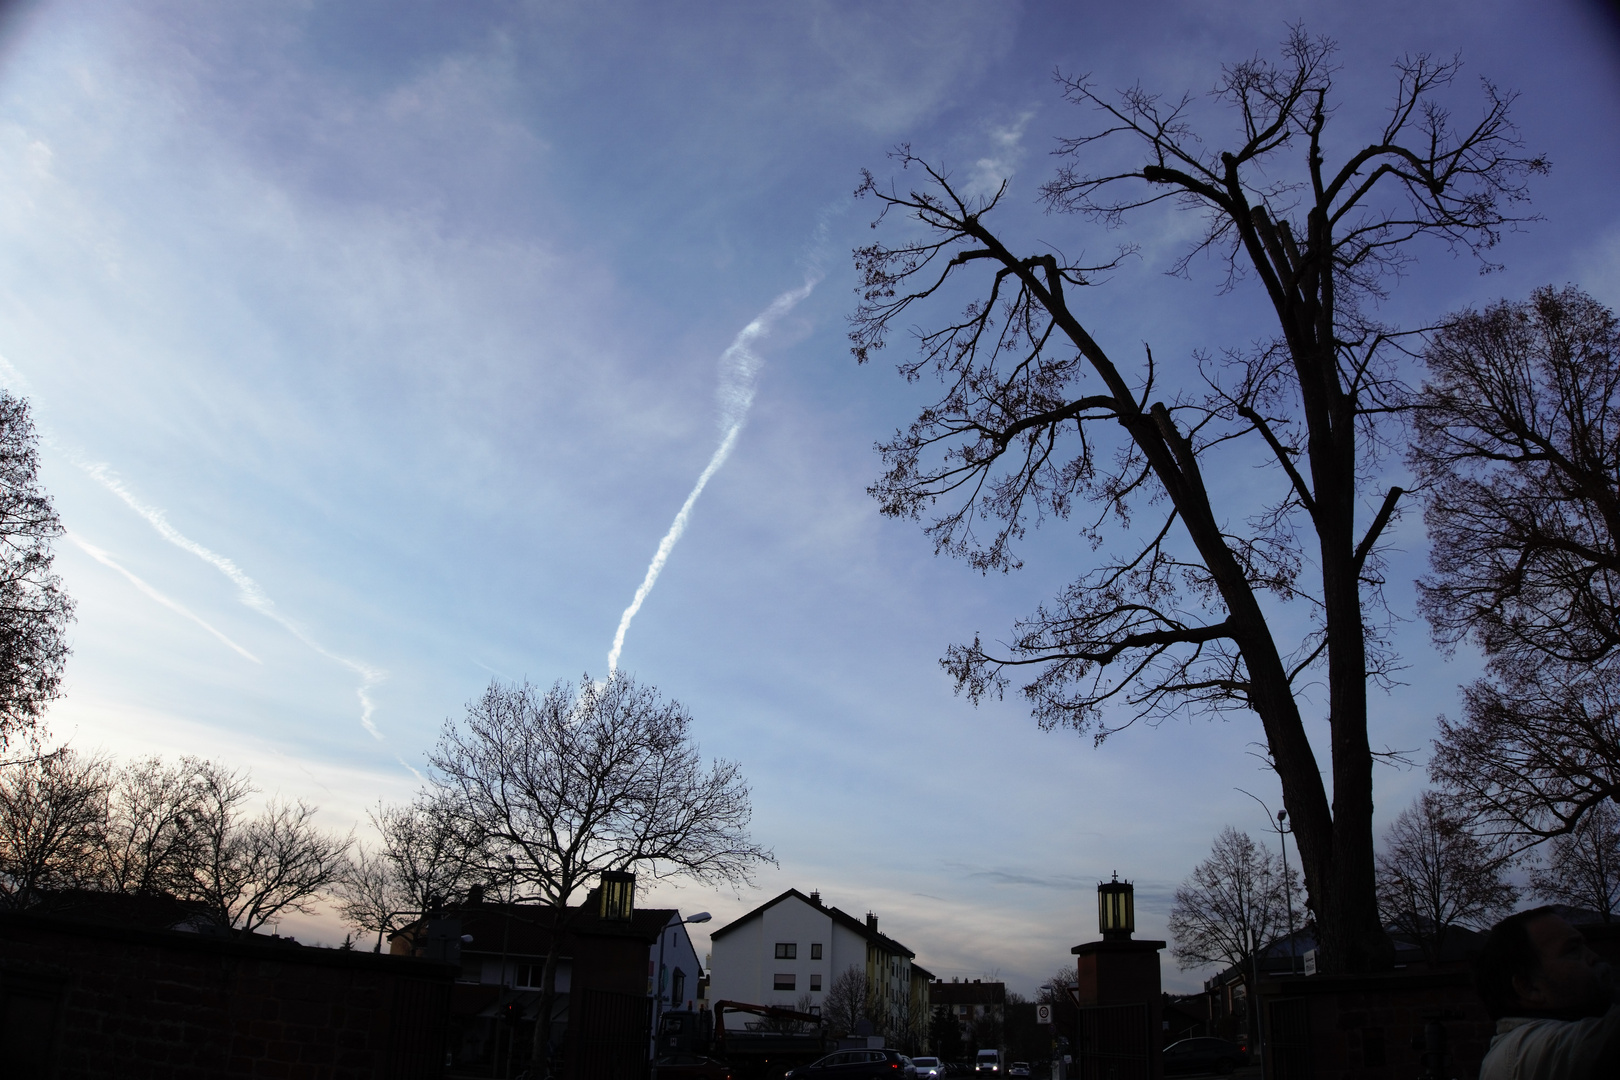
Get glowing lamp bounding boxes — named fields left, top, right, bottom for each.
left=1098, top=873, right=1135, bottom=941
left=599, top=870, right=636, bottom=921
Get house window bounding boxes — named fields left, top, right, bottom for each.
left=775, top=942, right=797, bottom=959
left=515, top=963, right=542, bottom=989
left=810, top=943, right=822, bottom=960
left=672, top=968, right=687, bottom=1005
left=775, top=973, right=796, bottom=991
left=809, top=1006, right=821, bottom=1016
left=810, top=974, right=822, bottom=991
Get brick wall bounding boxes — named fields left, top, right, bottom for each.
left=0, top=910, right=455, bottom=1079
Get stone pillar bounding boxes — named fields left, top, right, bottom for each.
left=1071, top=937, right=1166, bottom=1080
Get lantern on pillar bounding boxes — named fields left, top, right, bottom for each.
left=1097, top=873, right=1135, bottom=941
left=599, top=870, right=636, bottom=921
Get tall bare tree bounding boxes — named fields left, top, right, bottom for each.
left=1532, top=800, right=1620, bottom=922
left=0, top=391, right=73, bottom=752
left=429, top=674, right=773, bottom=1070
left=851, top=30, right=1544, bottom=973
left=1415, top=288, right=1620, bottom=846
left=0, top=748, right=107, bottom=907
left=1168, top=827, right=1299, bottom=1046
left=1375, top=792, right=1516, bottom=964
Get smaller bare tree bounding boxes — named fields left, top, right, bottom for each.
left=101, top=755, right=203, bottom=896
left=1376, top=792, right=1517, bottom=964
left=1169, top=827, right=1299, bottom=1048
left=1532, top=800, right=1620, bottom=921
left=0, top=747, right=107, bottom=907
left=821, top=965, right=871, bottom=1038
left=184, top=761, right=351, bottom=933
left=335, top=793, right=484, bottom=948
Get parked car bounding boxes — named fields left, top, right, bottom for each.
left=784, top=1049, right=918, bottom=1078
left=1163, top=1037, right=1247, bottom=1075
left=653, top=1054, right=733, bottom=1079
left=910, top=1057, right=946, bottom=1079
left=1007, top=1064, right=1031, bottom=1077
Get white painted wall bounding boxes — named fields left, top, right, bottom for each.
left=651, top=915, right=704, bottom=1013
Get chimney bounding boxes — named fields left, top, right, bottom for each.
left=466, top=883, right=485, bottom=906
left=809, top=890, right=821, bottom=906
left=866, top=912, right=878, bottom=932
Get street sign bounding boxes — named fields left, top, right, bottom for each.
left=1036, top=1003, right=1054, bottom=1025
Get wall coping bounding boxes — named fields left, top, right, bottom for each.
left=0, top=909, right=458, bottom=978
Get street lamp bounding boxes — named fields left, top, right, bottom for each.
left=656, top=911, right=713, bottom=1043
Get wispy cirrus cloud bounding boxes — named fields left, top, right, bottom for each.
left=78, top=462, right=387, bottom=740
left=68, top=532, right=260, bottom=664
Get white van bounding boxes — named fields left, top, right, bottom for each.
left=975, top=1048, right=1002, bottom=1073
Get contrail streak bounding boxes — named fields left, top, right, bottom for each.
left=606, top=276, right=818, bottom=674
left=79, top=463, right=387, bottom=740
left=68, top=532, right=261, bottom=664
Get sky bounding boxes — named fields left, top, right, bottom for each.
left=0, top=0, right=1616, bottom=996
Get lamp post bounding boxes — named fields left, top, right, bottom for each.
left=656, top=911, right=712, bottom=1047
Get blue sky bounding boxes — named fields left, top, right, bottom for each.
left=0, top=0, right=1616, bottom=994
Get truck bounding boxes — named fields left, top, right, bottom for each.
left=656, top=1000, right=828, bottom=1080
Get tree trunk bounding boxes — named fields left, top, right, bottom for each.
left=532, top=906, right=568, bottom=1077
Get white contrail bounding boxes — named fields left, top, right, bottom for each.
left=68, top=532, right=261, bottom=664
left=606, top=276, right=818, bottom=674
left=79, top=463, right=387, bottom=740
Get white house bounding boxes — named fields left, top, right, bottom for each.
left=650, top=911, right=704, bottom=1016
left=707, top=888, right=916, bottom=1036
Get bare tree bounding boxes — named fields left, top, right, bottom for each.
left=821, top=965, right=871, bottom=1038
left=334, top=793, right=484, bottom=948
left=0, top=391, right=73, bottom=753
left=851, top=29, right=1544, bottom=974
left=1414, top=288, right=1620, bottom=846
left=1532, top=800, right=1620, bottom=921
left=101, top=755, right=203, bottom=896
left=1411, top=287, right=1620, bottom=671
left=428, top=673, right=773, bottom=1070
left=184, top=761, right=351, bottom=933
left=1169, top=827, right=1299, bottom=1046
left=0, top=748, right=108, bottom=907
left=1376, top=792, right=1517, bottom=965
left=1432, top=665, right=1620, bottom=847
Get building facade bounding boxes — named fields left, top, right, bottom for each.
left=708, top=888, right=917, bottom=1037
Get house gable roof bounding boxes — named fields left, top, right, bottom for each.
left=710, top=888, right=916, bottom=959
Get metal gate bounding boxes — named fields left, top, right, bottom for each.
left=1266, top=997, right=1312, bottom=1080
left=571, top=987, right=651, bottom=1080
left=1074, top=1003, right=1150, bottom=1080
